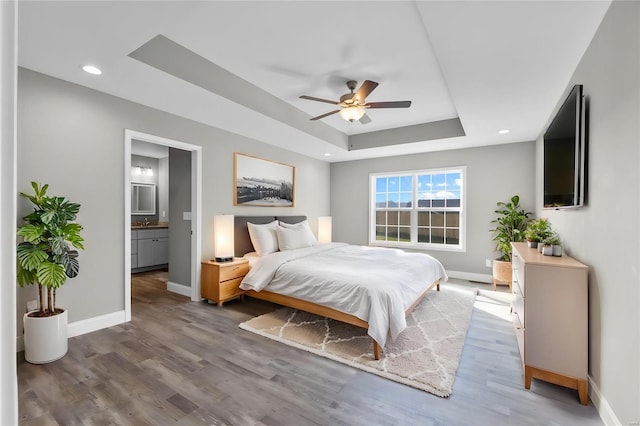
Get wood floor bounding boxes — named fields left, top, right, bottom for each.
left=17, top=272, right=603, bottom=425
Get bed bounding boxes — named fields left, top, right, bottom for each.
left=234, top=215, right=448, bottom=360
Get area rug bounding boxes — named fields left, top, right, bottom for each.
left=239, top=285, right=476, bottom=397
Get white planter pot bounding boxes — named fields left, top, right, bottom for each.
left=23, top=309, right=68, bottom=364
left=541, top=245, right=554, bottom=256
left=552, top=244, right=563, bottom=257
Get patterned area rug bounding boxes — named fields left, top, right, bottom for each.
left=239, top=285, right=476, bottom=397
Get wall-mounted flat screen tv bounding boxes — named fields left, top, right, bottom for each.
left=543, top=84, right=586, bottom=209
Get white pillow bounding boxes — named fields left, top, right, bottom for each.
left=276, top=225, right=315, bottom=251
left=278, top=220, right=318, bottom=246
left=247, top=221, right=279, bottom=256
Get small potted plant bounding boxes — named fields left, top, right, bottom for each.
left=524, top=218, right=553, bottom=249
left=490, top=195, right=531, bottom=287
left=541, top=233, right=561, bottom=257
left=17, top=182, right=84, bottom=364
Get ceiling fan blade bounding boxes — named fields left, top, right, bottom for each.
left=366, top=101, right=412, bottom=109
left=353, top=80, right=379, bottom=103
left=359, top=113, right=372, bottom=124
left=300, top=95, right=339, bottom=105
left=310, top=110, right=341, bottom=120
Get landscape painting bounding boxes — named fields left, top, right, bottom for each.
left=234, top=153, right=295, bottom=207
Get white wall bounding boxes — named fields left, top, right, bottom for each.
left=330, top=142, right=536, bottom=275
left=0, top=1, right=18, bottom=423
left=16, top=68, right=330, bottom=331
left=535, top=2, right=639, bottom=424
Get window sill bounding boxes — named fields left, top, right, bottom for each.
left=368, top=241, right=466, bottom=253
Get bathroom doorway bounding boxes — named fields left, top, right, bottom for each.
left=124, top=130, right=202, bottom=322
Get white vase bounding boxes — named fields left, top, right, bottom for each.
left=23, top=309, right=68, bottom=364
left=542, top=245, right=554, bottom=256
left=552, top=245, right=563, bottom=257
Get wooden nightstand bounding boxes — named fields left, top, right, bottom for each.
left=201, top=258, right=250, bottom=306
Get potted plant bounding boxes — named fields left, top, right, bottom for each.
left=490, top=195, right=531, bottom=287
left=16, top=182, right=84, bottom=364
left=541, top=233, right=562, bottom=257
left=524, top=218, right=553, bottom=248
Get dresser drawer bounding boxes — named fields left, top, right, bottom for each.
left=513, top=291, right=525, bottom=327
left=512, top=252, right=526, bottom=296
left=219, top=277, right=245, bottom=300
left=219, top=262, right=250, bottom=282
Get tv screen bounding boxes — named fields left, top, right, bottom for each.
left=543, top=84, right=586, bottom=209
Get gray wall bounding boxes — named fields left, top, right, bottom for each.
left=168, top=148, right=191, bottom=287
left=330, top=142, right=536, bottom=275
left=16, top=68, right=330, bottom=329
left=535, top=2, right=639, bottom=423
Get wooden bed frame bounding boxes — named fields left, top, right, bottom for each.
left=234, top=215, right=441, bottom=360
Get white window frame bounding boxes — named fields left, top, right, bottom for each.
left=369, top=166, right=466, bottom=252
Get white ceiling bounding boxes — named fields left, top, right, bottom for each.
left=17, top=1, right=611, bottom=162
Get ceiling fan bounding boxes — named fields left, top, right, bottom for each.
left=299, top=80, right=411, bottom=123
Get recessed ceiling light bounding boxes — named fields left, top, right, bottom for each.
left=498, top=129, right=510, bottom=134
left=82, top=65, right=102, bottom=75
left=324, top=153, right=331, bottom=157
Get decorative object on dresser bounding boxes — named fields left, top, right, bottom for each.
left=234, top=153, right=295, bottom=207
left=490, top=195, right=531, bottom=290
left=540, top=233, right=562, bottom=257
left=240, top=284, right=476, bottom=397
left=17, top=182, right=85, bottom=364
left=511, top=242, right=588, bottom=404
left=524, top=218, right=553, bottom=249
left=201, top=258, right=250, bottom=306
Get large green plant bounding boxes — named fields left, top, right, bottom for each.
left=16, top=182, right=84, bottom=317
left=490, top=195, right=531, bottom=261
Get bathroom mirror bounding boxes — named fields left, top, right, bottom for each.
left=131, top=183, right=156, bottom=215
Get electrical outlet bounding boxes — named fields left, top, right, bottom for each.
left=485, top=259, right=493, bottom=268
left=26, top=299, right=38, bottom=313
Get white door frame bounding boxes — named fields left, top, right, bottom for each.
left=124, top=129, right=202, bottom=321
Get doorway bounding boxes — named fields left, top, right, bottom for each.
left=124, top=130, right=202, bottom=322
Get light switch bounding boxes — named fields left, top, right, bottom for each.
left=183, top=212, right=192, bottom=221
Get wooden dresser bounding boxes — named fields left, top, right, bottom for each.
left=510, top=242, right=588, bottom=405
left=201, top=258, right=250, bottom=306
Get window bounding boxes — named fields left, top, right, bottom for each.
left=370, top=167, right=465, bottom=251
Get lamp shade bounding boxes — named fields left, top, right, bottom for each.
left=318, top=216, right=332, bottom=244
left=214, top=215, right=234, bottom=262
left=339, top=106, right=365, bottom=122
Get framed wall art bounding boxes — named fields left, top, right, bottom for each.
left=234, top=153, right=295, bottom=207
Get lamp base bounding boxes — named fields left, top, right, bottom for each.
left=214, top=256, right=233, bottom=263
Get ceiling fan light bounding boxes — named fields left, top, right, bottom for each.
left=339, top=105, right=366, bottom=122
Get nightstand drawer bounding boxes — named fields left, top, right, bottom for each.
left=219, top=262, right=250, bottom=282
left=219, top=277, right=245, bottom=300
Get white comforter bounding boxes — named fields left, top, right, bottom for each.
left=240, top=243, right=448, bottom=348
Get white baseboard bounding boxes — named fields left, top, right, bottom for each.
left=167, top=281, right=191, bottom=297
left=588, top=375, right=621, bottom=425
left=16, top=309, right=127, bottom=352
left=447, top=270, right=493, bottom=284
left=67, top=310, right=126, bottom=338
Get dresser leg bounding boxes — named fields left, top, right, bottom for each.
left=577, top=379, right=588, bottom=405
left=524, top=366, right=532, bottom=389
